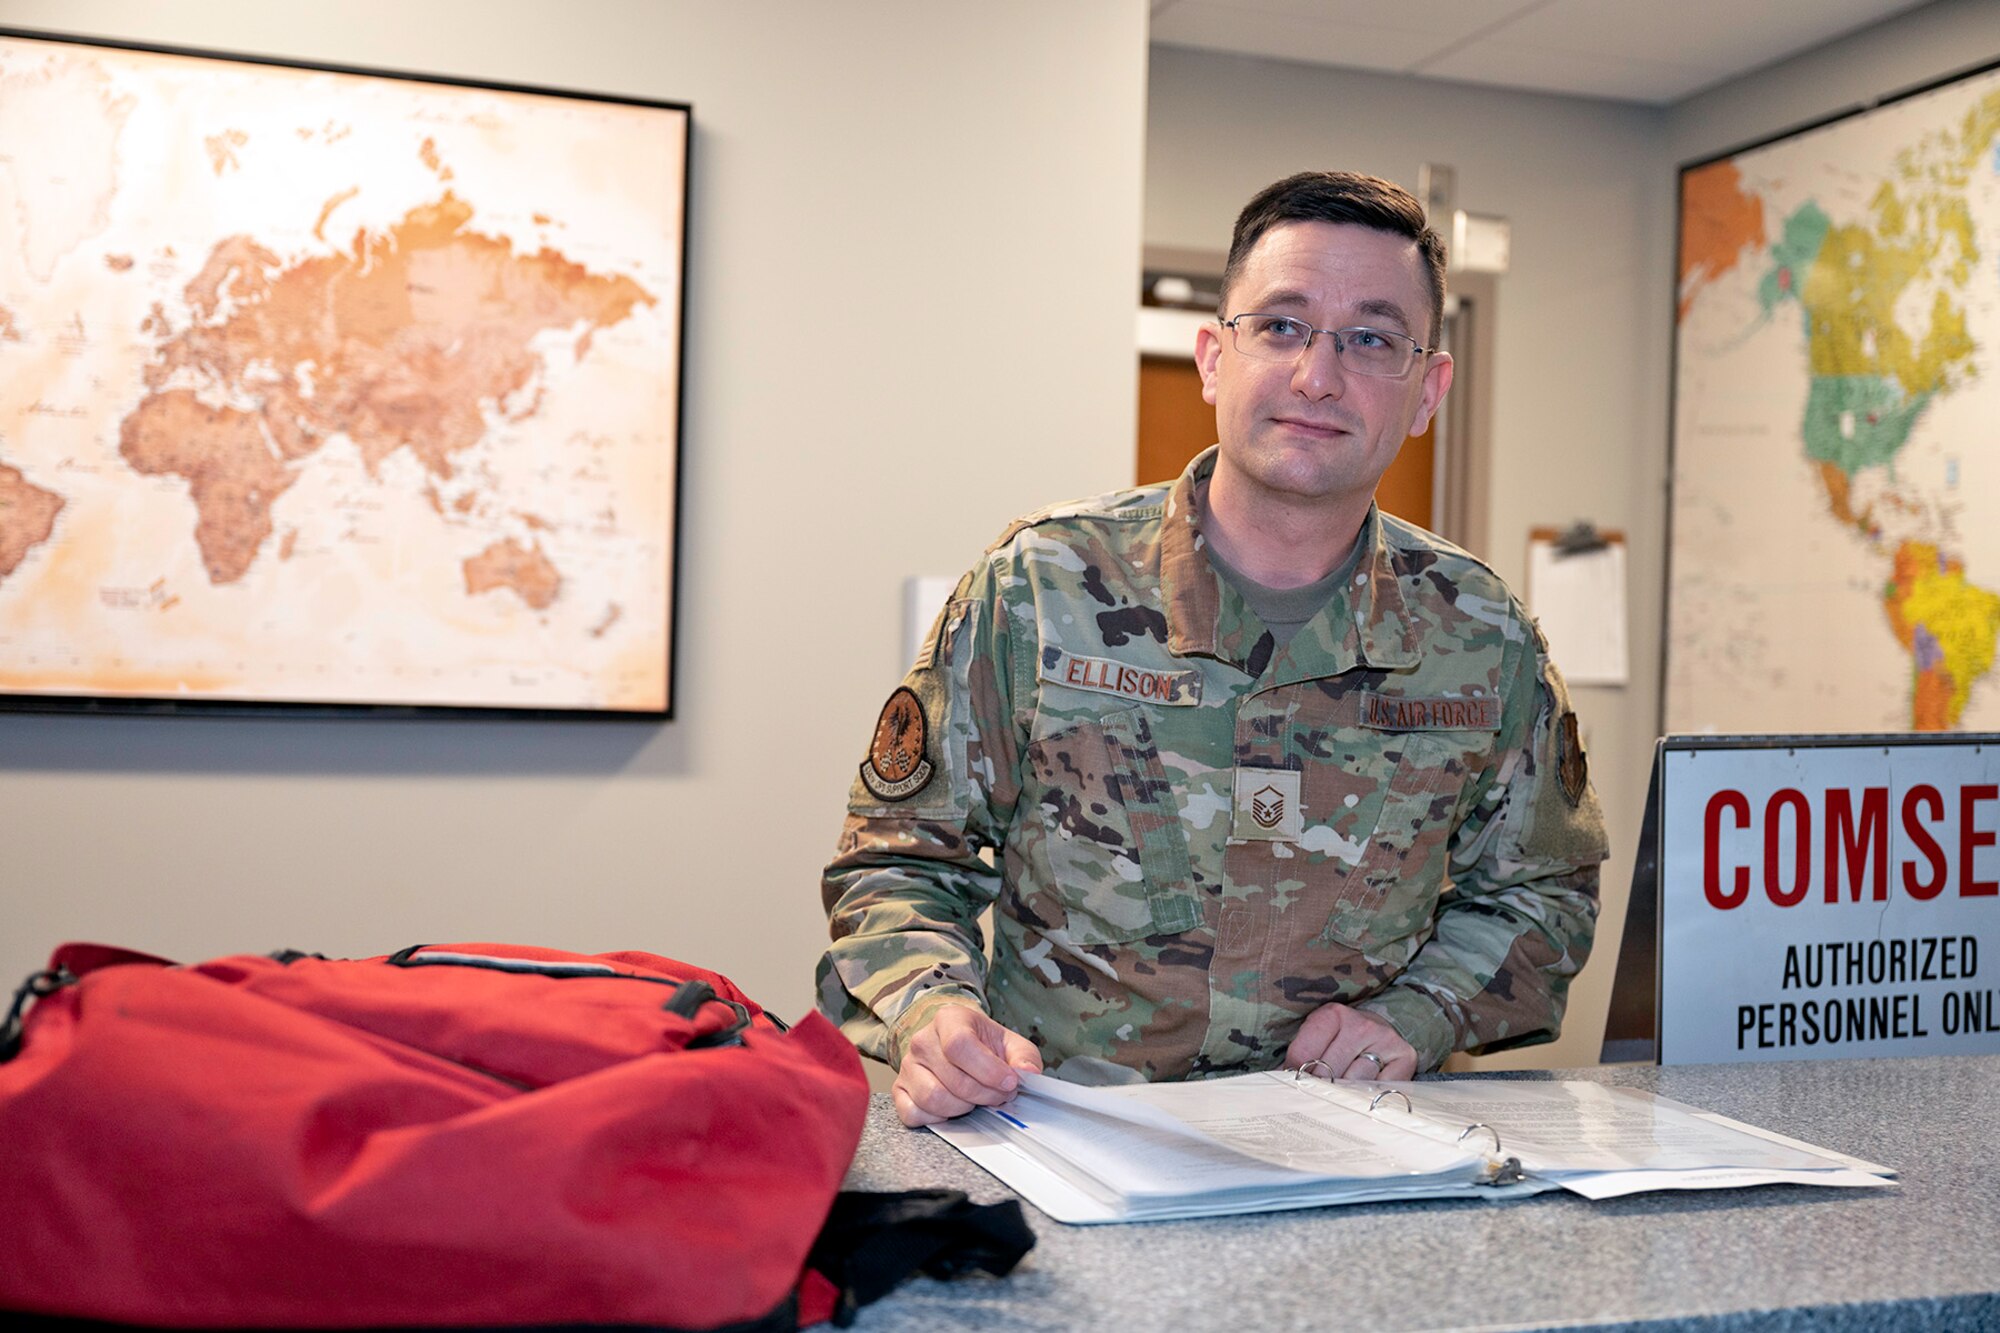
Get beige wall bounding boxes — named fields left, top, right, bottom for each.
left=1666, top=0, right=2000, bottom=164
left=0, top=0, right=1151, bottom=1025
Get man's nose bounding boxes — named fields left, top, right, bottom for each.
left=1291, top=329, right=1347, bottom=398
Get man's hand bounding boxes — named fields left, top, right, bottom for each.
left=1285, top=1002, right=1418, bottom=1081
left=892, top=1003, right=1044, bottom=1127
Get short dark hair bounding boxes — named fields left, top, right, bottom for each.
left=1219, top=171, right=1447, bottom=345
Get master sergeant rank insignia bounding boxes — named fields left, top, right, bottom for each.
left=1229, top=767, right=1302, bottom=842
left=860, top=686, right=935, bottom=802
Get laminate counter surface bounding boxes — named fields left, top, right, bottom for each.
left=839, top=1056, right=2000, bottom=1331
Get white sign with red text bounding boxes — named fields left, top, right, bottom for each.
left=1659, top=739, right=2000, bottom=1064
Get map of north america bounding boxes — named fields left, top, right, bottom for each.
left=1671, top=73, right=2000, bottom=733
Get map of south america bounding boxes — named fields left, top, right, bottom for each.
left=0, top=462, right=63, bottom=582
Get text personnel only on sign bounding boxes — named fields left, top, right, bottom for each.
left=1659, top=736, right=2000, bottom=1064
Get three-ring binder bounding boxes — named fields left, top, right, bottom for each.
left=1288, top=1066, right=1526, bottom=1186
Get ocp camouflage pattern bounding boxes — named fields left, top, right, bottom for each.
left=819, top=448, right=1607, bottom=1078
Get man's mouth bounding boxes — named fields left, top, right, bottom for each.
left=1272, top=415, right=1353, bottom=437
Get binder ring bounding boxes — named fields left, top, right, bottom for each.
left=1458, top=1122, right=1504, bottom=1154
left=1369, top=1089, right=1412, bottom=1114
left=1296, top=1059, right=1334, bottom=1082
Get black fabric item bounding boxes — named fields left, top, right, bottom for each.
left=664, top=979, right=717, bottom=1017
left=806, top=1189, right=1036, bottom=1327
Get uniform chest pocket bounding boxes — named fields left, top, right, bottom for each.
left=1307, top=732, right=1471, bottom=963
left=1021, top=706, right=1199, bottom=945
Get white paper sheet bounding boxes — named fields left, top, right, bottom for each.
left=926, top=1072, right=1894, bottom=1224
left=1527, top=537, right=1628, bottom=686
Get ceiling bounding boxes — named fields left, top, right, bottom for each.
left=1148, top=0, right=1940, bottom=104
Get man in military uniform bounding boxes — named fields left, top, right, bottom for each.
left=820, top=171, right=1607, bottom=1127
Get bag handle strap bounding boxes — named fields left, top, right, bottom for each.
left=0, top=965, right=77, bottom=1064
left=384, top=946, right=755, bottom=1048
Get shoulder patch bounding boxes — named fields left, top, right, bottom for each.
left=860, top=687, right=935, bottom=802
left=1556, top=710, right=1588, bottom=806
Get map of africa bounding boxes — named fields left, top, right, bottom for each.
left=1670, top=64, right=2000, bottom=734
left=0, top=34, right=684, bottom=712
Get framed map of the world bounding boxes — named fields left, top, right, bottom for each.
left=0, top=31, right=687, bottom=717
left=1667, top=59, right=2000, bottom=735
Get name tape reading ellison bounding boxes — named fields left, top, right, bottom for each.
left=1039, top=650, right=1201, bottom=706
left=1700, top=783, right=2000, bottom=909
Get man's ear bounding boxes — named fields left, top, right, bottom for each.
left=1408, top=350, right=1454, bottom=437
left=1195, top=322, right=1223, bottom=406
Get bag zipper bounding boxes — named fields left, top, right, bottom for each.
left=383, top=946, right=755, bottom=1048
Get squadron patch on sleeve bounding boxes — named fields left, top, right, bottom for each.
left=860, top=686, right=935, bottom=802
left=1556, top=710, right=1588, bottom=807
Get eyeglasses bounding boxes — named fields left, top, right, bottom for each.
left=1220, top=314, right=1432, bottom=377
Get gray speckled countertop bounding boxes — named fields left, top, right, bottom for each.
left=840, top=1056, right=2000, bottom=1332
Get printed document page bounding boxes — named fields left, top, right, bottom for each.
left=999, top=1071, right=1481, bottom=1195
left=1380, top=1080, right=1894, bottom=1196
left=926, top=1073, right=1895, bottom=1220
left=930, top=1071, right=1520, bottom=1223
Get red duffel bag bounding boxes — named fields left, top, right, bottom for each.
left=0, top=941, right=914, bottom=1330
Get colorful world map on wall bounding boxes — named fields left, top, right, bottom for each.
left=0, top=34, right=685, bottom=712
left=1670, top=63, right=2000, bottom=734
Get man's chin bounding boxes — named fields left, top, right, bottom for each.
left=1227, top=443, right=1371, bottom=502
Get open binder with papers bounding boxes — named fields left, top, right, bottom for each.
left=928, top=1071, right=1895, bottom=1224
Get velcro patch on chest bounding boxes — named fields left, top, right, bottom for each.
left=1039, top=648, right=1202, bottom=706
left=1359, top=691, right=1500, bottom=732
left=1230, top=766, right=1302, bottom=841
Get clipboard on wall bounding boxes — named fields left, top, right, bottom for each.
left=1526, top=525, right=1628, bottom=687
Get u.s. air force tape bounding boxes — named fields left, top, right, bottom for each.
left=1357, top=690, right=1500, bottom=731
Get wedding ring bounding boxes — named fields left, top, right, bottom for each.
left=1354, top=1051, right=1384, bottom=1075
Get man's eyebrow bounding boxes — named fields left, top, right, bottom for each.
left=1240, top=288, right=1312, bottom=311
left=1237, top=291, right=1416, bottom=334
left=1351, top=298, right=1413, bottom=332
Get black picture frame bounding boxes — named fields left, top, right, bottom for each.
left=0, top=28, right=690, bottom=720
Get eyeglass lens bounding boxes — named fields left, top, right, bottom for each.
left=1229, top=315, right=1418, bottom=375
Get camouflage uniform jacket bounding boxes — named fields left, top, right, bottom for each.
left=819, top=448, right=1607, bottom=1078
